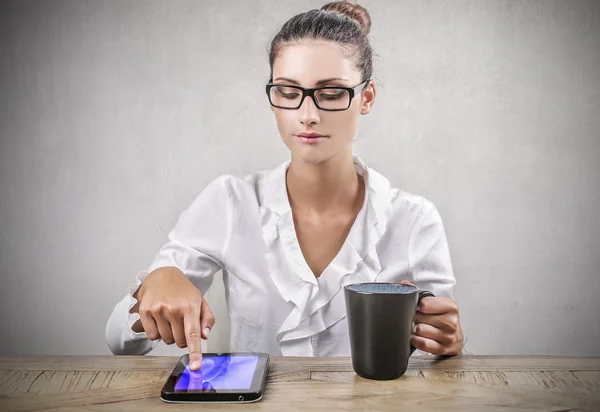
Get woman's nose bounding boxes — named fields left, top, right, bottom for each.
left=297, top=95, right=320, bottom=125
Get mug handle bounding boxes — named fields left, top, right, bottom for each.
left=409, top=290, right=436, bottom=355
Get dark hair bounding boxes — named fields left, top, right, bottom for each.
left=268, top=1, right=373, bottom=82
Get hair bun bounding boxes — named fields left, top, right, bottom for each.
left=321, top=1, right=371, bottom=34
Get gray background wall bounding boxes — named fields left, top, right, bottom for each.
left=1, top=0, right=599, bottom=357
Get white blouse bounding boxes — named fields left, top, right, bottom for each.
left=106, top=155, right=456, bottom=357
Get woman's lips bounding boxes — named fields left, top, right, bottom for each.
left=296, top=133, right=326, bottom=144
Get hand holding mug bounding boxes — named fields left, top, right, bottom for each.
left=400, top=280, right=464, bottom=356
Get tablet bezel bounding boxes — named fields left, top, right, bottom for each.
left=160, top=352, right=270, bottom=403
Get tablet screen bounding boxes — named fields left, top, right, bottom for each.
left=174, top=355, right=260, bottom=391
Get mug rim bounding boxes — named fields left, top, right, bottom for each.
left=344, top=282, right=418, bottom=295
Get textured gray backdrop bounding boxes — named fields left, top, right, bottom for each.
left=1, top=0, right=599, bottom=356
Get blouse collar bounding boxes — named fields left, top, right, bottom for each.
left=262, top=154, right=391, bottom=230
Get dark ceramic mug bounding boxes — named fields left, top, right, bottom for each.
left=344, top=283, right=435, bottom=380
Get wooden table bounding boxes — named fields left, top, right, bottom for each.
left=1, top=355, right=599, bottom=411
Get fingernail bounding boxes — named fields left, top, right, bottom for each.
left=191, top=361, right=201, bottom=370
left=413, top=324, right=418, bottom=334
left=417, top=304, right=422, bottom=311
left=204, top=327, right=211, bottom=338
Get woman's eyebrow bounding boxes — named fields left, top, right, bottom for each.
left=272, top=77, right=349, bottom=85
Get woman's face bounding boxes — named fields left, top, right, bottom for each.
left=270, top=40, right=375, bottom=165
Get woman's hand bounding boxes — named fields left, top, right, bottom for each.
left=401, top=280, right=464, bottom=356
left=129, top=266, right=215, bottom=370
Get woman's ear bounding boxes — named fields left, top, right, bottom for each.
left=360, top=80, right=376, bottom=114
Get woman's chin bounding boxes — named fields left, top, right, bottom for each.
left=291, top=149, right=330, bottom=165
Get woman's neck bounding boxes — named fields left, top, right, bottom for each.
left=286, top=150, right=364, bottom=214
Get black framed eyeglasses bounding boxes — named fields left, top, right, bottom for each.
left=265, top=79, right=370, bottom=111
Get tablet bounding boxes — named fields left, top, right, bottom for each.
left=160, top=353, right=270, bottom=403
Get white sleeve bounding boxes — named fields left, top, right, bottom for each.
left=408, top=201, right=456, bottom=299
left=105, top=177, right=233, bottom=355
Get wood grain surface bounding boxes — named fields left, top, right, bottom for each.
left=1, top=355, right=599, bottom=411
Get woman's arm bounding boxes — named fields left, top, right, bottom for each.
left=105, top=177, right=233, bottom=364
left=407, top=202, right=464, bottom=356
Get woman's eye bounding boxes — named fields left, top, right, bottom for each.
left=274, top=87, right=300, bottom=99
left=320, top=92, right=344, bottom=100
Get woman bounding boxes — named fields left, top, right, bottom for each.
left=106, top=1, right=465, bottom=370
